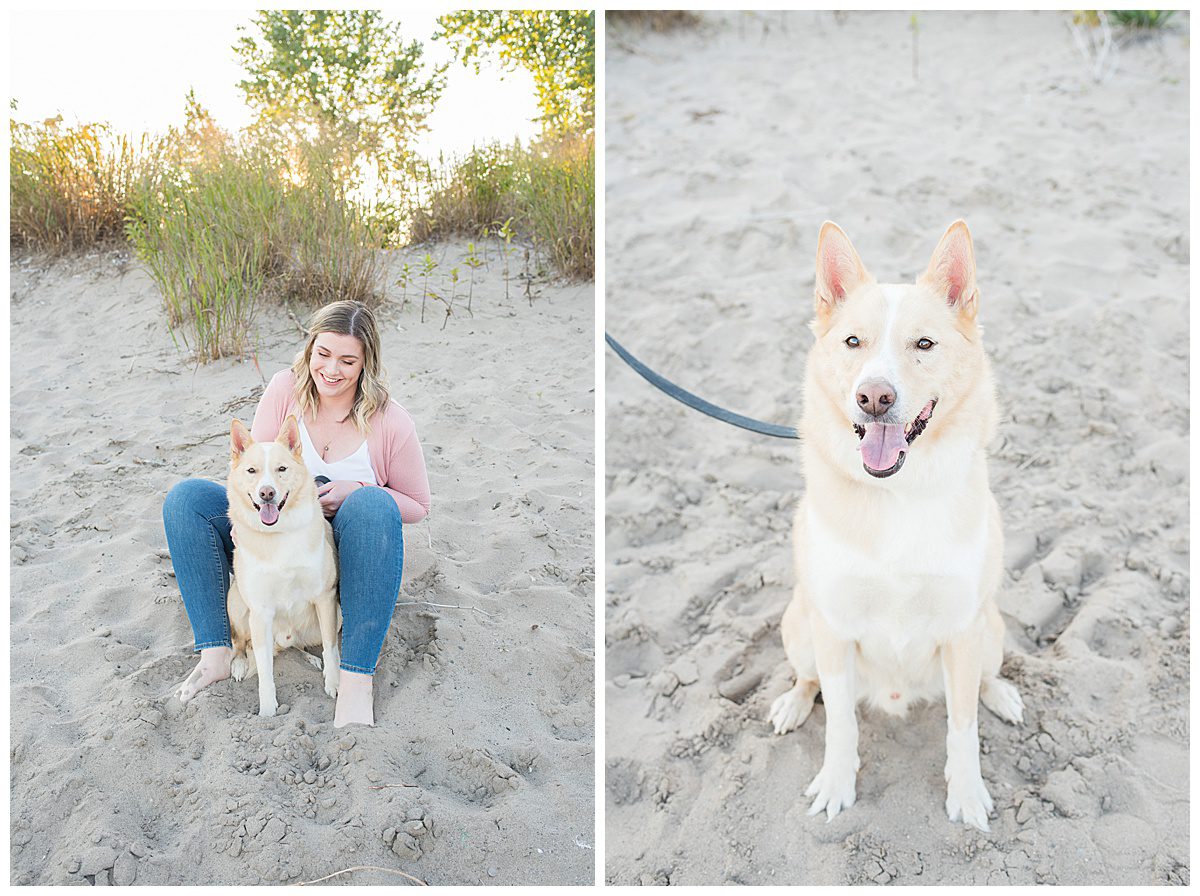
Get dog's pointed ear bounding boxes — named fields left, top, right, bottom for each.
left=231, top=419, right=252, bottom=459
left=814, top=221, right=870, bottom=320
left=277, top=415, right=303, bottom=459
left=921, top=220, right=979, bottom=319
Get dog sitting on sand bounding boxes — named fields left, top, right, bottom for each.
left=226, top=416, right=341, bottom=717
left=767, top=220, right=1023, bottom=831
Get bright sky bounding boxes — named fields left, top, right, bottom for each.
left=8, top=8, right=541, bottom=161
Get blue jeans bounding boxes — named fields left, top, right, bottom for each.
left=162, top=478, right=404, bottom=674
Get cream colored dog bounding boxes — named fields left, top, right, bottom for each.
left=226, top=416, right=340, bottom=717
left=767, top=221, right=1023, bottom=831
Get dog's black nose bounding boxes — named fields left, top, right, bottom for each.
left=857, top=379, right=896, bottom=418
left=258, top=485, right=276, bottom=504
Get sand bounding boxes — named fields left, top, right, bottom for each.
left=605, top=10, right=1188, bottom=885
left=9, top=238, right=595, bottom=885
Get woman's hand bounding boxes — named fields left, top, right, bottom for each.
left=317, top=480, right=363, bottom=518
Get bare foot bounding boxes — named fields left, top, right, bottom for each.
left=177, top=646, right=233, bottom=703
left=333, top=670, right=374, bottom=727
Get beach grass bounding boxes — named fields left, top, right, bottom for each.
left=11, top=115, right=592, bottom=360
left=409, top=143, right=522, bottom=247
left=409, top=131, right=594, bottom=280
left=125, top=133, right=382, bottom=361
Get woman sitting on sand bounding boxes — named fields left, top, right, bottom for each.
left=163, top=300, right=431, bottom=727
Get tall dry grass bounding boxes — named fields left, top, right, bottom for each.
left=408, top=143, right=521, bottom=243
left=521, top=133, right=594, bottom=280
left=10, top=120, right=161, bottom=254
left=607, top=11, right=702, bottom=31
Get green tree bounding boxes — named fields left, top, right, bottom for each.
left=233, top=10, right=445, bottom=178
left=436, top=11, right=594, bottom=136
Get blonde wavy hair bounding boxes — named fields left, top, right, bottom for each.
left=291, top=301, right=389, bottom=433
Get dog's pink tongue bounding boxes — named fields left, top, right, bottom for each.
left=259, top=503, right=280, bottom=526
left=860, top=423, right=907, bottom=472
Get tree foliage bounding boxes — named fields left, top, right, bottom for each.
left=233, top=10, right=445, bottom=177
left=436, top=11, right=594, bottom=136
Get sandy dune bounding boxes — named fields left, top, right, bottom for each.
left=605, top=11, right=1188, bottom=885
left=10, top=239, right=595, bottom=885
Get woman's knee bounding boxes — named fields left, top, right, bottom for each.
left=163, top=478, right=226, bottom=526
left=336, top=486, right=403, bottom=533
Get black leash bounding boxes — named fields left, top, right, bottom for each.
left=605, top=332, right=800, bottom=440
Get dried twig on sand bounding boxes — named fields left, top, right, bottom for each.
left=299, top=865, right=426, bottom=886
left=396, top=599, right=497, bottom=619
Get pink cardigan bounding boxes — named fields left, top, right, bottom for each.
left=250, top=370, right=431, bottom=523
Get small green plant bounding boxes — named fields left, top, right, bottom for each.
left=497, top=217, right=516, bottom=301
left=396, top=261, right=413, bottom=311
left=462, top=241, right=484, bottom=315
left=448, top=265, right=460, bottom=315
left=419, top=252, right=438, bottom=323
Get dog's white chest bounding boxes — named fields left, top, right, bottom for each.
left=239, top=557, right=325, bottom=607
left=233, top=529, right=330, bottom=613
left=803, top=497, right=987, bottom=647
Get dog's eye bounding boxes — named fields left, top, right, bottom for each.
left=246, top=467, right=256, bottom=474
left=916, top=337, right=936, bottom=351
left=277, top=466, right=287, bottom=473
left=844, top=336, right=860, bottom=348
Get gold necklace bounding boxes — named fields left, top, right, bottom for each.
left=319, top=411, right=352, bottom=458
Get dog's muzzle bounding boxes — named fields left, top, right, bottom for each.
left=854, top=400, right=937, bottom=478
left=250, top=493, right=287, bottom=526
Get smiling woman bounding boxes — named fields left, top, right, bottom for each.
left=162, top=300, right=430, bottom=728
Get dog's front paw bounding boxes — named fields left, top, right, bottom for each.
left=230, top=655, right=249, bottom=681
left=258, top=698, right=278, bottom=718
left=945, top=772, right=994, bottom=832
left=322, top=647, right=340, bottom=699
left=805, top=760, right=859, bottom=821
left=981, top=677, right=1024, bottom=725
left=767, top=684, right=816, bottom=735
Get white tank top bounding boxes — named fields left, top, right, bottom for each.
left=298, top=419, right=378, bottom=485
